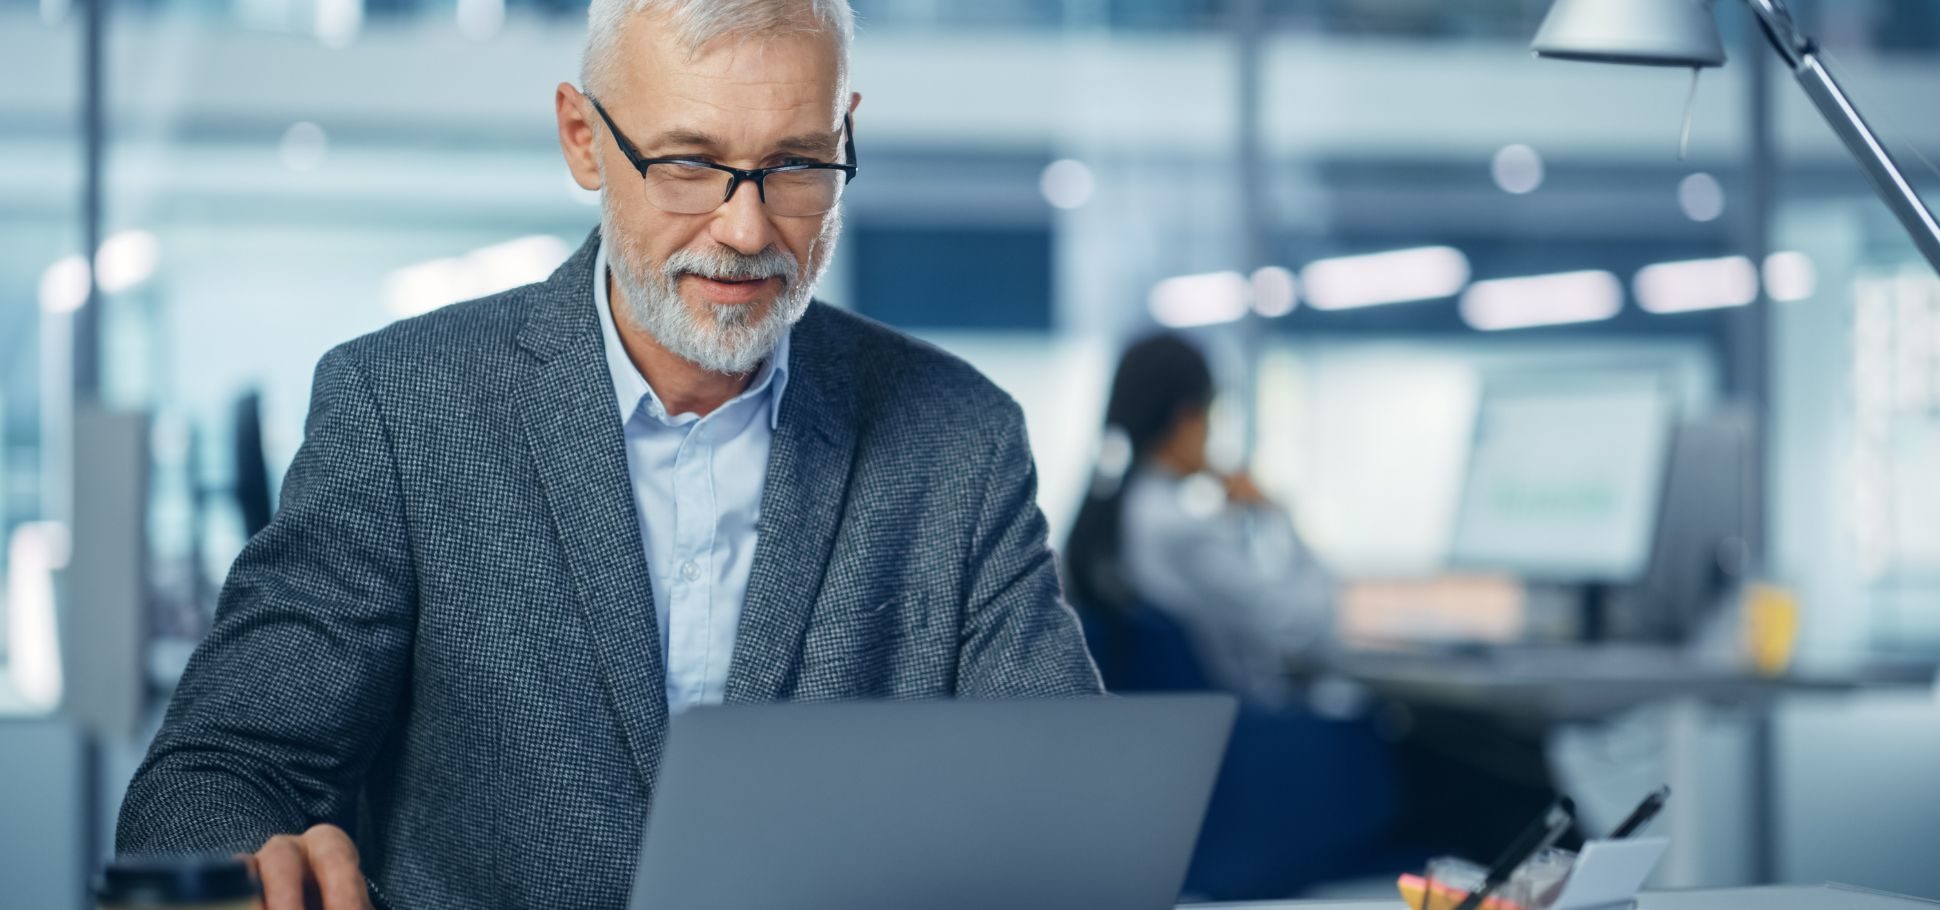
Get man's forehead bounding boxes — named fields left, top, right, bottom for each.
left=616, top=13, right=842, bottom=106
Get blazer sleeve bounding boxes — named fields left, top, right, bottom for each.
left=116, top=345, right=417, bottom=856
left=954, top=397, right=1104, bottom=698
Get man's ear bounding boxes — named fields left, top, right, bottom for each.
left=556, top=82, right=602, bottom=192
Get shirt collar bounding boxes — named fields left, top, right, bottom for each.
left=593, top=240, right=791, bottom=430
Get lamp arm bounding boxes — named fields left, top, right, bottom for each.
left=1742, top=0, right=1809, bottom=66
left=1741, top=0, right=1940, bottom=275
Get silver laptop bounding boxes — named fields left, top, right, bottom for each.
left=628, top=695, right=1236, bottom=910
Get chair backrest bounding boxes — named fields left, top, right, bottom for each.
left=1075, top=600, right=1218, bottom=694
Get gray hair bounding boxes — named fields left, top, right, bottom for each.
left=582, top=0, right=856, bottom=103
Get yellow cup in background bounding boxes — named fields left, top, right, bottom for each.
left=1743, top=582, right=1801, bottom=676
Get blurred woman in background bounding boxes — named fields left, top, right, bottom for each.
left=1062, top=333, right=1409, bottom=900
left=1063, top=332, right=1332, bottom=703
left=1061, top=333, right=1575, bottom=901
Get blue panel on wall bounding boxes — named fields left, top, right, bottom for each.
left=853, top=226, right=1054, bottom=330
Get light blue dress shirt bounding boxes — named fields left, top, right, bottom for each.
left=593, top=242, right=790, bottom=713
left=1120, top=466, right=1332, bottom=705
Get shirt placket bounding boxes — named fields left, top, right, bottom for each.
left=668, top=412, right=718, bottom=710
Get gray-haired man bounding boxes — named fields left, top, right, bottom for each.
left=114, top=2, right=1102, bottom=907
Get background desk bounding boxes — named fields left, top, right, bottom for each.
left=1320, top=647, right=1938, bottom=887
left=1201, top=883, right=1939, bottom=909
left=1323, top=646, right=1936, bottom=724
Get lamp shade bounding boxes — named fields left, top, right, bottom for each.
left=1532, top=0, right=1727, bottom=68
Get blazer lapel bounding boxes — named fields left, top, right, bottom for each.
left=513, top=231, right=670, bottom=792
left=724, top=306, right=860, bottom=702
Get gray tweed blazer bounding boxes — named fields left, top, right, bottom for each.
left=116, top=230, right=1103, bottom=909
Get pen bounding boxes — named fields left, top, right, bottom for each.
left=1452, top=797, right=1576, bottom=910
left=1610, top=785, right=1671, bottom=839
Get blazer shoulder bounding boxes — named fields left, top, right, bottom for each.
left=805, top=304, right=1020, bottom=426
left=325, top=284, right=543, bottom=379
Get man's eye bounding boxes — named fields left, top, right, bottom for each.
left=655, top=163, right=717, bottom=181
left=780, top=157, right=820, bottom=167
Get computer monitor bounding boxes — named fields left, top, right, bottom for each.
left=1620, top=408, right=1756, bottom=642
left=1449, top=371, right=1675, bottom=583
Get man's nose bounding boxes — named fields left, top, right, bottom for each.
left=708, top=178, right=780, bottom=257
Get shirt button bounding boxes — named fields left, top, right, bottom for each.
left=679, top=560, right=701, bottom=582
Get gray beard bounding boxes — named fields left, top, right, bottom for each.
left=599, top=204, right=838, bottom=376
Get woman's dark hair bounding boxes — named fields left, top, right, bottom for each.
left=1062, top=333, right=1215, bottom=614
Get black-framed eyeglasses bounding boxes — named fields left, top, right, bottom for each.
left=587, top=94, right=858, bottom=218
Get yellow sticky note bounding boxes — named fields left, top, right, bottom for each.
left=1397, top=873, right=1525, bottom=910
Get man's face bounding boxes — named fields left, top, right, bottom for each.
left=570, top=14, right=853, bottom=373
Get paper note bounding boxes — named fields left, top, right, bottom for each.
left=1547, top=837, right=1670, bottom=910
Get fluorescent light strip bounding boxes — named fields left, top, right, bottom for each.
left=38, top=255, right=88, bottom=314
left=384, top=235, right=573, bottom=318
left=1460, top=270, right=1623, bottom=331
left=36, top=229, right=161, bottom=314
left=1635, top=256, right=1758, bottom=314
left=7, top=522, right=69, bottom=710
left=1150, top=271, right=1250, bottom=328
left=1764, top=251, right=1817, bottom=302
left=96, top=229, right=159, bottom=294
left=1300, top=246, right=1470, bottom=311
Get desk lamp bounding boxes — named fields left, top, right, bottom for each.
left=1532, top=0, right=1940, bottom=275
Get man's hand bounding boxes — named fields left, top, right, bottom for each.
left=247, top=824, right=371, bottom=910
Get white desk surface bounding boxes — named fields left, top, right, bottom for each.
left=1195, top=883, right=1938, bottom=910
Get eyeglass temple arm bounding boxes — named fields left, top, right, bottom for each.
left=586, top=96, right=650, bottom=172
left=843, top=113, right=858, bottom=172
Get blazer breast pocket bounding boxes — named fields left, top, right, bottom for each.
left=800, top=591, right=952, bottom=697
left=815, top=592, right=930, bottom=662
left=858, top=592, right=929, bottom=632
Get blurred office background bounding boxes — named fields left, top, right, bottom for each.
left=5, top=0, right=1940, bottom=906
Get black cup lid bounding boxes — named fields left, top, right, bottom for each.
left=97, top=854, right=258, bottom=904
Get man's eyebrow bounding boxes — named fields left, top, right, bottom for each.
left=772, top=132, right=842, bottom=157
left=637, top=128, right=725, bottom=154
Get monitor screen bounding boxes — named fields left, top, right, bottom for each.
left=1449, top=372, right=1674, bottom=582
